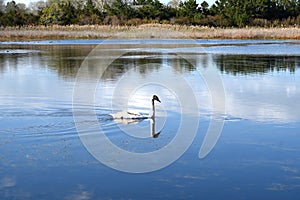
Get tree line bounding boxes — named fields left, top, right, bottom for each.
left=1, top=0, right=300, bottom=27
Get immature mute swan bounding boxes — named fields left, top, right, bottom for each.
left=111, top=95, right=161, bottom=120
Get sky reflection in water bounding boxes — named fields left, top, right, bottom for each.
left=0, top=40, right=300, bottom=199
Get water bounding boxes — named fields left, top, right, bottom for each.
left=1, top=40, right=300, bottom=199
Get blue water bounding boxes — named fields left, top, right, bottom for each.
left=1, top=40, right=300, bottom=199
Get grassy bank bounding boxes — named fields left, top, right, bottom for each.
left=1, top=24, right=300, bottom=41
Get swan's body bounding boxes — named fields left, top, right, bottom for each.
left=110, top=95, right=161, bottom=121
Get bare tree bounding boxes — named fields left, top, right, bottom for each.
left=0, top=0, right=5, bottom=13
left=168, top=0, right=180, bottom=8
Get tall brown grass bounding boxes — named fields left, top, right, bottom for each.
left=1, top=24, right=300, bottom=40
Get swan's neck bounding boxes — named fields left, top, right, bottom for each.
left=149, top=99, right=155, bottom=118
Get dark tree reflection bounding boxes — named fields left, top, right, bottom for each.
left=3, top=44, right=300, bottom=80
left=214, top=55, right=300, bottom=75
left=0, top=45, right=197, bottom=81
left=0, top=44, right=95, bottom=80
left=44, top=45, right=96, bottom=79
left=101, top=52, right=196, bottom=81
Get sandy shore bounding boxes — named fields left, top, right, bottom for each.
left=1, top=24, right=300, bottom=40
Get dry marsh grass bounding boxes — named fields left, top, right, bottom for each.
left=1, top=24, right=300, bottom=40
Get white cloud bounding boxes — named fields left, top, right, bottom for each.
left=223, top=74, right=300, bottom=123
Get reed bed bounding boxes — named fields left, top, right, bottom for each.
left=1, top=24, right=300, bottom=40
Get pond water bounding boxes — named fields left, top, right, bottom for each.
left=1, top=39, right=300, bottom=199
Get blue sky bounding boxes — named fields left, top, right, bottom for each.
left=7, top=0, right=216, bottom=6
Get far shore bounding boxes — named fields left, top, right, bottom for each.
left=1, top=24, right=300, bottom=41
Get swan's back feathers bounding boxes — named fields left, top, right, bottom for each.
left=110, top=94, right=161, bottom=122
left=110, top=110, right=148, bottom=119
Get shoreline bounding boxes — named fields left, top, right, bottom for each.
left=1, top=24, right=300, bottom=41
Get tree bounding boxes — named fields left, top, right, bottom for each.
left=84, top=0, right=97, bottom=14
left=178, top=0, right=201, bottom=23
left=105, top=0, right=135, bottom=21
left=200, top=1, right=209, bottom=16
left=40, top=1, right=77, bottom=25
left=62, top=1, right=77, bottom=24
left=0, top=0, right=4, bottom=13
left=134, top=0, right=166, bottom=20
left=277, top=0, right=298, bottom=18
left=1, top=0, right=300, bottom=27
left=29, top=1, right=47, bottom=15
left=3, top=1, right=26, bottom=26
left=76, top=0, right=103, bottom=24
left=214, top=0, right=251, bottom=27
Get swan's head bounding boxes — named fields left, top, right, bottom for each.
left=152, top=95, right=161, bottom=103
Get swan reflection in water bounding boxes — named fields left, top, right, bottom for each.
left=150, top=118, right=161, bottom=138
left=110, top=95, right=162, bottom=138
left=111, top=117, right=161, bottom=138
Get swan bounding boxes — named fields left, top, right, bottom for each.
left=110, top=95, right=161, bottom=120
